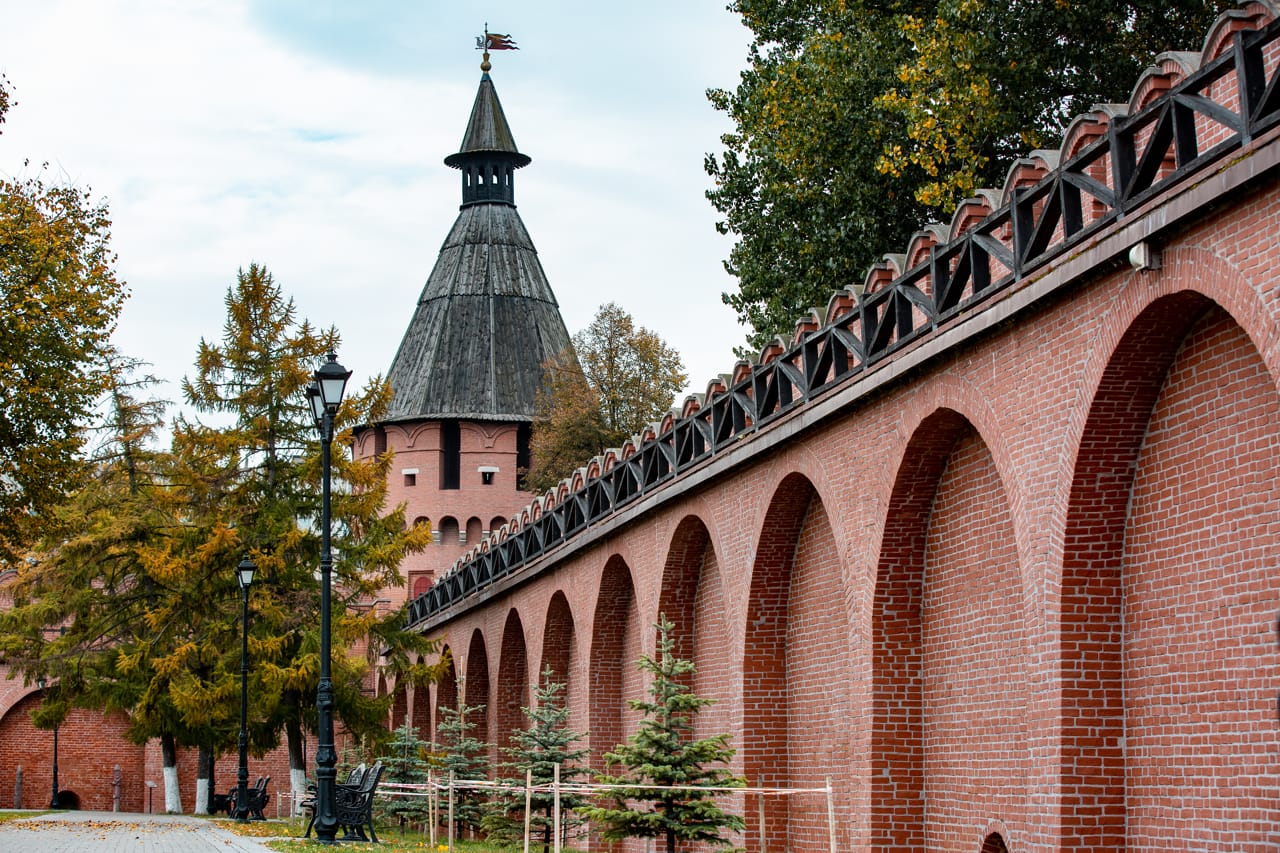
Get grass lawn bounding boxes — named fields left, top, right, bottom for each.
left=214, top=818, right=582, bottom=852
left=0, top=811, right=48, bottom=824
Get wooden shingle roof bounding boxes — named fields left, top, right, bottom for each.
left=384, top=72, right=570, bottom=423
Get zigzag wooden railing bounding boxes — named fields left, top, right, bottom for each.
left=407, top=17, right=1280, bottom=629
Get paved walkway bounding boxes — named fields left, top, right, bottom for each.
left=0, top=810, right=291, bottom=852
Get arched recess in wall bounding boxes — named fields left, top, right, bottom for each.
left=489, top=516, right=507, bottom=536
left=410, top=655, right=430, bottom=734
left=465, top=629, right=491, bottom=748
left=980, top=832, right=1009, bottom=853
left=466, top=517, right=482, bottom=545
left=440, top=516, right=460, bottom=547
left=871, top=410, right=1029, bottom=851
left=657, top=515, right=734, bottom=741
left=497, top=609, right=529, bottom=753
left=588, top=555, right=638, bottom=768
left=1061, top=292, right=1280, bottom=848
left=743, top=473, right=850, bottom=853
left=540, top=591, right=575, bottom=693
left=434, top=647, right=458, bottom=744
left=390, top=679, right=408, bottom=731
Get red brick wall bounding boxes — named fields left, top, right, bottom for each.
left=0, top=693, right=144, bottom=811
left=419, top=161, right=1280, bottom=852
left=1122, top=308, right=1280, bottom=848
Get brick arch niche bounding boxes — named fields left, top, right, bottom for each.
left=464, top=630, right=491, bottom=748
left=496, top=609, right=529, bottom=753
left=871, top=409, right=1030, bottom=850
left=433, top=647, right=457, bottom=744
left=743, top=473, right=850, bottom=853
left=540, top=591, right=575, bottom=693
left=390, top=680, right=408, bottom=731
left=1062, top=293, right=1280, bottom=849
left=656, top=515, right=734, bottom=743
left=588, top=555, right=638, bottom=768
left=410, top=656, right=430, bottom=735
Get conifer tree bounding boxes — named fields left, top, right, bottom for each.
left=0, top=351, right=225, bottom=812
left=483, top=667, right=591, bottom=852
left=582, top=615, right=745, bottom=853
left=173, top=263, right=436, bottom=808
left=378, top=723, right=432, bottom=828
left=3, top=266, right=437, bottom=813
left=430, top=700, right=491, bottom=834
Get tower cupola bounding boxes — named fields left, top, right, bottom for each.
left=444, top=72, right=531, bottom=207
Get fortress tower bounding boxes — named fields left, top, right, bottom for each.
left=356, top=65, right=572, bottom=608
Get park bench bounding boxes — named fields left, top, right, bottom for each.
left=217, top=776, right=270, bottom=820
left=303, top=763, right=381, bottom=839
left=336, top=761, right=383, bottom=842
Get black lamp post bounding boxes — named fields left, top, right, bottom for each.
left=233, top=556, right=256, bottom=822
left=306, top=352, right=350, bottom=845
left=37, top=677, right=60, bottom=809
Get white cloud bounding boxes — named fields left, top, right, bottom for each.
left=1, top=0, right=751, bottom=417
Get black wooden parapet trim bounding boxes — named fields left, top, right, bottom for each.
left=406, top=16, right=1280, bottom=630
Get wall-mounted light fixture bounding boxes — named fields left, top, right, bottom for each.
left=1128, top=241, right=1161, bottom=272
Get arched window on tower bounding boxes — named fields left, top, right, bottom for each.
left=439, top=516, right=460, bottom=547
left=489, top=516, right=507, bottom=537
left=465, top=517, right=482, bottom=545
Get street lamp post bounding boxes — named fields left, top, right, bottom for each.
left=233, top=556, right=257, bottom=822
left=307, top=352, right=350, bottom=845
left=37, top=677, right=60, bottom=809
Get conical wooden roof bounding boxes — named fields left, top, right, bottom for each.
left=384, top=72, right=571, bottom=423
left=445, top=73, right=531, bottom=168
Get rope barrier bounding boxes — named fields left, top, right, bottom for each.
left=367, top=766, right=839, bottom=853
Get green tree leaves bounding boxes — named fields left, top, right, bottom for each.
left=708, top=0, right=1233, bottom=352
left=0, top=170, right=126, bottom=561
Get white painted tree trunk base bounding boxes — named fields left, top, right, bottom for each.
left=163, top=766, right=182, bottom=814
left=194, top=778, right=210, bottom=815
left=291, top=768, right=308, bottom=816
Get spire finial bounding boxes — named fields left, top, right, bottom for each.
left=475, top=25, right=518, bottom=72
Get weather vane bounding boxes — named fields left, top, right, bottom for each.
left=475, top=23, right=518, bottom=72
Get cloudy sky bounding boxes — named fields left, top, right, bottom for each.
left=1, top=1, right=753, bottom=416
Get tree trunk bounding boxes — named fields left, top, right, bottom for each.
left=286, top=713, right=307, bottom=816
left=161, top=733, right=182, bottom=814
left=194, top=744, right=212, bottom=814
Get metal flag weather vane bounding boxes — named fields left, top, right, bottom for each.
left=476, top=24, right=517, bottom=72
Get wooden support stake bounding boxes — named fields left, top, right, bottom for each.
left=524, top=768, right=533, bottom=853
left=428, top=770, right=436, bottom=846
left=448, top=769, right=456, bottom=853
left=553, top=763, right=562, bottom=853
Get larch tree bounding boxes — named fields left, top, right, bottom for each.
left=707, top=0, right=1234, bottom=352
left=0, top=352, right=220, bottom=814
left=526, top=303, right=685, bottom=493
left=172, top=262, right=437, bottom=811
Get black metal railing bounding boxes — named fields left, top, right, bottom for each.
left=407, top=16, right=1280, bottom=629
